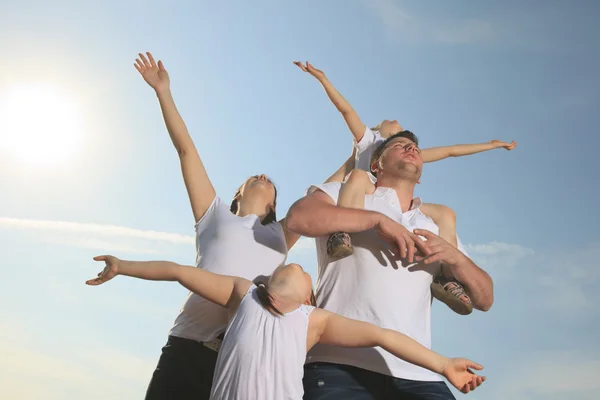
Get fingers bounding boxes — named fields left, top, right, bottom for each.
left=466, top=360, right=484, bottom=371
left=135, top=58, right=145, bottom=71
left=134, top=63, right=142, bottom=73
left=93, top=255, right=107, bottom=262
left=293, top=61, right=308, bottom=72
left=146, top=52, right=157, bottom=68
left=413, top=229, right=435, bottom=240
left=139, top=53, right=151, bottom=68
left=406, top=238, right=415, bottom=263
left=158, top=60, right=166, bottom=71
left=412, top=234, right=430, bottom=257
left=85, top=277, right=104, bottom=286
left=396, top=236, right=407, bottom=259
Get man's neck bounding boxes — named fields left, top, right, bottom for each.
left=376, top=176, right=416, bottom=213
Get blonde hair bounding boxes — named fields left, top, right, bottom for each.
left=370, top=121, right=383, bottom=132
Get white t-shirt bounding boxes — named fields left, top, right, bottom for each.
left=306, top=182, right=469, bottom=382
left=169, top=196, right=288, bottom=342
left=210, top=285, right=315, bottom=400
left=354, top=127, right=385, bottom=172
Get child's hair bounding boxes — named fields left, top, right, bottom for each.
left=370, top=122, right=382, bottom=132
left=370, top=130, right=420, bottom=175
left=230, top=176, right=278, bottom=225
left=256, top=283, right=284, bottom=316
left=255, top=282, right=317, bottom=317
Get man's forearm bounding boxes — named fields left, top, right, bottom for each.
left=286, top=195, right=381, bottom=237
left=452, top=256, right=494, bottom=311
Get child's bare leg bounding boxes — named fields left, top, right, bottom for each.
left=327, top=169, right=375, bottom=259
left=420, top=203, right=473, bottom=315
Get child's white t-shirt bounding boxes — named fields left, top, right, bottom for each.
left=354, top=127, right=385, bottom=172
left=210, top=285, right=315, bottom=400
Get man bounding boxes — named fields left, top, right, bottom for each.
left=285, top=131, right=494, bottom=399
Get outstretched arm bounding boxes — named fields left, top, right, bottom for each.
left=294, top=61, right=367, bottom=143
left=86, top=256, right=250, bottom=308
left=309, top=309, right=485, bottom=394
left=135, top=52, right=216, bottom=222
left=422, top=140, right=517, bottom=163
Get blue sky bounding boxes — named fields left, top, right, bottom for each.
left=1, top=0, right=599, bottom=398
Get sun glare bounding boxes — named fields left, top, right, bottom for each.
left=0, top=83, right=84, bottom=166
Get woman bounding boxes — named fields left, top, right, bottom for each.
left=87, top=256, right=486, bottom=400
left=133, top=52, right=300, bottom=400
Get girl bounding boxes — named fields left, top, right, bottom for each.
left=133, top=52, right=302, bottom=399
left=86, top=256, right=486, bottom=399
left=294, top=61, right=516, bottom=316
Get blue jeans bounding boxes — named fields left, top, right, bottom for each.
left=303, top=362, right=455, bottom=400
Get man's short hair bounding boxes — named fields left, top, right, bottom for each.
left=370, top=130, right=419, bottom=174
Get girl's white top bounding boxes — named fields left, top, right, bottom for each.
left=210, top=285, right=315, bottom=400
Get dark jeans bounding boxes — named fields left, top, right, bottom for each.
left=145, top=335, right=219, bottom=400
left=303, top=362, right=456, bottom=400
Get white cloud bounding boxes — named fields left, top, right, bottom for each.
left=465, top=241, right=535, bottom=279
left=0, top=216, right=194, bottom=254
left=364, top=0, right=493, bottom=45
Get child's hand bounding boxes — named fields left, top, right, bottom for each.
left=441, top=358, right=486, bottom=394
left=86, top=255, right=121, bottom=286
left=491, top=139, right=517, bottom=150
left=134, top=52, right=170, bottom=93
left=293, top=61, right=326, bottom=80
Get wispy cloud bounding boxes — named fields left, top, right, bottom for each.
left=465, top=240, right=535, bottom=279
left=0, top=216, right=194, bottom=254
left=363, top=0, right=493, bottom=45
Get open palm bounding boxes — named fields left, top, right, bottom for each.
left=443, top=358, right=486, bottom=394
left=134, top=52, right=170, bottom=92
left=86, top=255, right=120, bottom=286
left=491, top=139, right=517, bottom=150
left=293, top=61, right=326, bottom=80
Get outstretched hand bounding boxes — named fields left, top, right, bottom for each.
left=86, top=255, right=120, bottom=286
left=442, top=358, right=486, bottom=394
left=293, top=61, right=326, bottom=80
left=134, top=52, right=170, bottom=93
left=491, top=139, right=517, bottom=150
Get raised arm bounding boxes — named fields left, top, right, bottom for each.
left=324, top=145, right=357, bottom=184
left=285, top=189, right=429, bottom=262
left=86, top=255, right=250, bottom=309
left=422, top=139, right=517, bottom=163
left=309, top=309, right=485, bottom=394
left=294, top=61, right=367, bottom=143
left=135, top=52, right=216, bottom=222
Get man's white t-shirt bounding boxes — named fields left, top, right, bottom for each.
left=169, top=196, right=288, bottom=343
left=210, top=285, right=315, bottom=400
left=306, top=182, right=469, bottom=382
left=354, top=127, right=385, bottom=172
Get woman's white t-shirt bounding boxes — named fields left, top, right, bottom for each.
left=210, top=285, right=315, bottom=400
left=169, top=196, right=288, bottom=342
